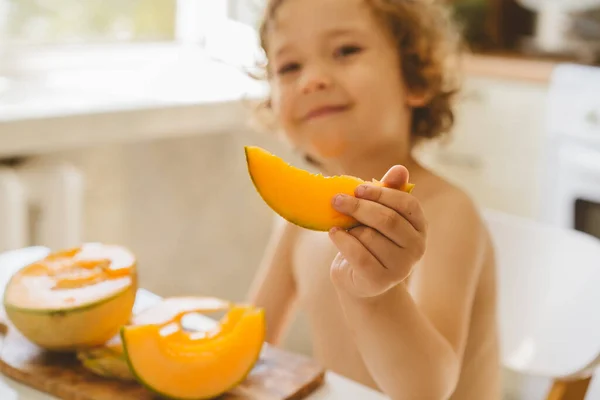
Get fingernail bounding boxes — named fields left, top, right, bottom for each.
left=332, top=194, right=345, bottom=209
left=329, top=226, right=339, bottom=235
left=355, top=185, right=367, bottom=197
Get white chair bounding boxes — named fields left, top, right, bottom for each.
left=483, top=209, right=600, bottom=400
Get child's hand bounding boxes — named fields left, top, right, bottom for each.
left=328, top=165, right=427, bottom=298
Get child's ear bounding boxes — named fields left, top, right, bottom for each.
left=406, top=88, right=432, bottom=107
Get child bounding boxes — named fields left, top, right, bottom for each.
left=247, top=0, right=500, bottom=399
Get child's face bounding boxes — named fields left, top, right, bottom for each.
left=266, top=0, right=422, bottom=164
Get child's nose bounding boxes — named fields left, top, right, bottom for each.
left=300, top=67, right=332, bottom=94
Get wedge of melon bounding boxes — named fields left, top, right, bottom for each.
left=245, top=145, right=415, bottom=231
left=76, top=333, right=136, bottom=381
left=3, top=243, right=138, bottom=351
left=121, top=304, right=265, bottom=400
left=132, top=296, right=231, bottom=326
left=77, top=296, right=232, bottom=381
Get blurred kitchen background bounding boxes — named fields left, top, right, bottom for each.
left=1, top=1, right=600, bottom=399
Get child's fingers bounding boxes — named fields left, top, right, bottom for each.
left=332, top=193, right=422, bottom=249
left=348, top=225, right=396, bottom=269
left=354, top=185, right=427, bottom=234
left=328, top=228, right=390, bottom=295
left=380, top=165, right=409, bottom=190
left=347, top=226, right=414, bottom=282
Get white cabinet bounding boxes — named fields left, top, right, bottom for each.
left=414, top=75, right=550, bottom=219
left=0, top=160, right=84, bottom=252
left=0, top=167, right=27, bottom=252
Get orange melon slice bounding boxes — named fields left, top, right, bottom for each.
left=244, top=145, right=415, bottom=231
left=121, top=304, right=265, bottom=399
left=77, top=296, right=232, bottom=381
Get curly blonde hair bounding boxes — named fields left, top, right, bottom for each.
left=252, top=0, right=465, bottom=144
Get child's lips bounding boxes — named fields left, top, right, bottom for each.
left=303, top=105, right=349, bottom=121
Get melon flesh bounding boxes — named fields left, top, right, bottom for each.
left=121, top=305, right=265, bottom=400
left=3, top=243, right=138, bottom=351
left=132, top=296, right=231, bottom=326
left=245, top=146, right=414, bottom=231
left=77, top=295, right=232, bottom=381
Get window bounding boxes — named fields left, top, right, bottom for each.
left=1, top=0, right=177, bottom=46
left=0, top=0, right=266, bottom=47
left=0, top=0, right=265, bottom=90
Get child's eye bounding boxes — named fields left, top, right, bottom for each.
left=334, top=45, right=362, bottom=58
left=277, top=62, right=301, bottom=75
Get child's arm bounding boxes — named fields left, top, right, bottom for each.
left=328, top=168, right=485, bottom=399
left=247, top=216, right=299, bottom=346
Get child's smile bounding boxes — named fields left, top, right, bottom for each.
left=302, top=104, right=351, bottom=122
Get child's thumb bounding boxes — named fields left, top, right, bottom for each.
left=380, top=165, right=410, bottom=191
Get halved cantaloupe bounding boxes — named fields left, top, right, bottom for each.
left=121, top=304, right=265, bottom=400
left=77, top=296, right=232, bottom=381
left=245, top=146, right=415, bottom=231
left=3, top=243, right=138, bottom=351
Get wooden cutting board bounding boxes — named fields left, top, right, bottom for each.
left=0, top=289, right=325, bottom=400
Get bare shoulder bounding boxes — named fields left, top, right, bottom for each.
left=268, top=214, right=335, bottom=266
left=412, top=170, right=493, bottom=279
left=415, top=172, right=488, bottom=242
left=270, top=214, right=303, bottom=244
left=252, top=214, right=303, bottom=283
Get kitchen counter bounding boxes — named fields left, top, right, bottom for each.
left=0, top=44, right=564, bottom=160
left=0, top=366, right=388, bottom=400
left=463, top=52, right=560, bottom=83
left=0, top=45, right=267, bottom=159
left=0, top=370, right=388, bottom=400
